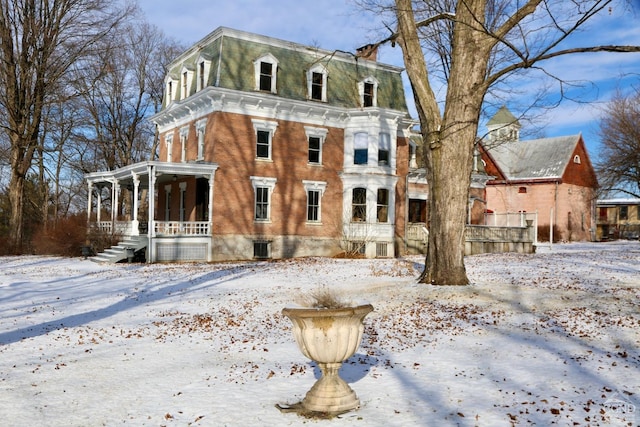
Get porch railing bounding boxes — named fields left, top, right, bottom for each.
left=93, top=221, right=210, bottom=236
left=95, top=221, right=132, bottom=235
left=407, top=223, right=428, bottom=242
left=484, top=211, right=537, bottom=227
left=465, top=225, right=535, bottom=243
left=154, top=221, right=210, bottom=236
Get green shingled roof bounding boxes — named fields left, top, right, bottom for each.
left=166, top=27, right=408, bottom=112
left=487, top=106, right=520, bottom=127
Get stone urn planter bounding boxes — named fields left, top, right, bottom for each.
left=281, top=303, right=373, bottom=416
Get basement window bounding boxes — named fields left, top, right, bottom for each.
left=253, top=241, right=271, bottom=259
left=376, top=242, right=389, bottom=258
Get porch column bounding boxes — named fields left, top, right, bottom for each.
left=147, top=165, right=156, bottom=263
left=87, top=182, right=93, bottom=225
left=208, top=173, right=214, bottom=232
left=208, top=173, right=214, bottom=262
left=131, top=173, right=140, bottom=236
left=96, top=186, right=102, bottom=224
left=111, top=181, right=120, bottom=225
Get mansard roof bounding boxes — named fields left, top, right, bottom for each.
left=164, top=27, right=408, bottom=112
left=483, top=134, right=582, bottom=181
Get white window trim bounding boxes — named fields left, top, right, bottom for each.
left=343, top=119, right=399, bottom=174
left=180, top=66, right=194, bottom=100
left=304, top=126, right=328, bottom=165
left=353, top=131, right=370, bottom=165
left=179, top=126, right=189, bottom=163
left=358, top=76, right=379, bottom=107
left=250, top=176, right=277, bottom=222
left=165, top=78, right=178, bottom=107
left=307, top=64, right=328, bottom=102
left=408, top=139, right=418, bottom=169
left=252, top=119, right=278, bottom=160
left=302, top=180, right=327, bottom=223
left=196, top=55, right=211, bottom=92
left=573, top=154, right=581, bottom=164
left=378, top=132, right=391, bottom=167
left=195, top=118, right=207, bottom=161
left=254, top=53, right=278, bottom=93
left=165, top=132, right=174, bottom=163
left=351, top=187, right=368, bottom=223
left=376, top=187, right=390, bottom=223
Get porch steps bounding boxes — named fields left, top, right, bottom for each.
left=90, top=236, right=149, bottom=264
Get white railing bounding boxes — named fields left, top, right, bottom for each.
left=407, top=223, right=429, bottom=242
left=465, top=225, right=535, bottom=243
left=95, top=221, right=132, bottom=235
left=154, top=221, right=210, bottom=236
left=484, top=211, right=537, bottom=227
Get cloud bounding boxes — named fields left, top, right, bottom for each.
left=137, top=0, right=640, bottom=159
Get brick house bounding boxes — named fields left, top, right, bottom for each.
left=480, top=106, right=598, bottom=242
left=85, top=27, right=424, bottom=262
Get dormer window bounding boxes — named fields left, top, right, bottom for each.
left=165, top=78, right=178, bottom=106
left=199, top=62, right=205, bottom=90
left=180, top=67, right=194, bottom=100
left=359, top=77, right=378, bottom=107
left=254, top=54, right=278, bottom=93
left=307, top=64, right=328, bottom=101
left=182, top=71, right=188, bottom=98
left=196, top=56, right=211, bottom=92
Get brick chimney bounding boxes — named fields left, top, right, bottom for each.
left=356, top=44, right=378, bottom=61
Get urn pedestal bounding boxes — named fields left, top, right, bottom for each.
left=282, top=304, right=373, bottom=415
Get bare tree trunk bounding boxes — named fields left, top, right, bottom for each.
left=8, top=133, right=39, bottom=251
left=381, top=0, right=639, bottom=284
left=0, top=0, right=131, bottom=252
left=8, top=170, right=26, bottom=253
left=396, top=0, right=491, bottom=285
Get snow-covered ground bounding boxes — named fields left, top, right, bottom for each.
left=1, top=241, right=639, bottom=427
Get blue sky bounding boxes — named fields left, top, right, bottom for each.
left=137, top=0, right=640, bottom=160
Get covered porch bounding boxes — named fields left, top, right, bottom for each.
left=85, top=161, right=219, bottom=262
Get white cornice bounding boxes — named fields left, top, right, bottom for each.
left=151, top=86, right=414, bottom=134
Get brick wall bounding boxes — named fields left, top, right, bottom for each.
left=486, top=182, right=594, bottom=241
left=159, top=111, right=346, bottom=240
